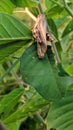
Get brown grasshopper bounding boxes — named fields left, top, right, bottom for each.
left=32, top=14, right=53, bottom=59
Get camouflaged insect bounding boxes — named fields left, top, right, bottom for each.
left=32, top=14, right=47, bottom=59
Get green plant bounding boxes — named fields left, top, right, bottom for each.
left=0, top=0, right=73, bottom=130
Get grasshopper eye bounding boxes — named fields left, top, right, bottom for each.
left=33, top=32, right=35, bottom=35
left=46, top=33, right=53, bottom=42
left=32, top=32, right=36, bottom=38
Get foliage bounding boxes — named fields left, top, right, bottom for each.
left=0, top=0, right=73, bottom=130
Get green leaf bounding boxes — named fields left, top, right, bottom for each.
left=47, top=18, right=59, bottom=40
left=0, top=40, right=32, bottom=63
left=0, top=12, right=32, bottom=62
left=66, top=63, right=73, bottom=75
left=60, top=35, right=72, bottom=51
left=46, top=5, right=63, bottom=16
left=0, top=88, right=24, bottom=118
left=0, top=0, right=15, bottom=13
left=54, top=17, right=67, bottom=28
left=55, top=41, right=62, bottom=58
left=20, top=44, right=65, bottom=101
left=60, top=76, right=73, bottom=90
left=6, top=121, right=21, bottom=130
left=11, top=0, right=38, bottom=8
left=3, top=93, right=48, bottom=124
left=62, top=20, right=73, bottom=37
left=45, top=0, right=54, bottom=9
left=0, top=13, right=32, bottom=43
left=0, top=59, right=19, bottom=81
left=28, top=7, right=39, bottom=17
left=46, top=91, right=73, bottom=130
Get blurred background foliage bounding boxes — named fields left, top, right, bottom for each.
left=0, top=0, right=73, bottom=130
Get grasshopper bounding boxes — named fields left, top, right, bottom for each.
left=32, top=14, right=53, bottom=59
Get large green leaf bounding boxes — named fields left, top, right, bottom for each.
left=20, top=43, right=73, bottom=101
left=0, top=88, right=24, bottom=118
left=0, top=13, right=32, bottom=43
left=20, top=44, right=66, bottom=101
left=46, top=91, right=73, bottom=130
left=62, top=20, right=73, bottom=37
left=0, top=0, right=15, bottom=13
left=0, top=12, right=32, bottom=62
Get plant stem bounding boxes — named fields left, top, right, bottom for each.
left=25, top=8, right=37, bottom=21
left=7, top=60, right=25, bottom=88
left=0, top=59, right=19, bottom=82
left=65, top=41, right=73, bottom=52
left=36, top=112, right=46, bottom=125
left=51, top=0, right=63, bottom=8
left=14, top=8, right=37, bottom=21
left=39, top=0, right=60, bottom=64
left=51, top=41, right=61, bottom=63
left=63, top=0, right=73, bottom=18
left=51, top=0, right=73, bottom=18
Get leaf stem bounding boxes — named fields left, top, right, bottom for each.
left=39, top=0, right=60, bottom=63
left=51, top=41, right=60, bottom=63
left=36, top=112, right=46, bottom=125
left=51, top=0, right=73, bottom=18
left=14, top=8, right=37, bottom=21
left=63, top=0, right=73, bottom=18
left=51, top=0, right=63, bottom=8
left=25, top=8, right=37, bottom=21
left=7, top=60, right=25, bottom=88
left=0, top=59, right=19, bottom=82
